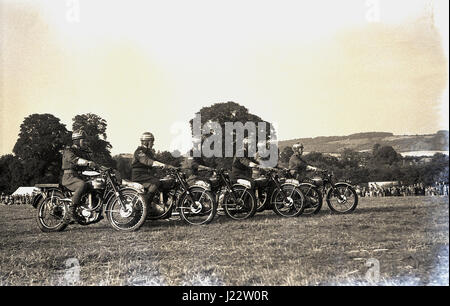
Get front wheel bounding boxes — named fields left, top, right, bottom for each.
left=223, top=186, right=257, bottom=220
left=35, top=191, right=68, bottom=232
left=106, top=189, right=147, bottom=231
left=179, top=187, right=217, bottom=225
left=326, top=184, right=358, bottom=213
left=272, top=185, right=305, bottom=217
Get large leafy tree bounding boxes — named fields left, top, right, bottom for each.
left=72, top=113, right=115, bottom=167
left=371, top=144, right=401, bottom=165
left=12, top=114, right=70, bottom=185
left=189, top=101, right=276, bottom=168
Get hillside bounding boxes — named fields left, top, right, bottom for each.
left=278, top=131, right=449, bottom=154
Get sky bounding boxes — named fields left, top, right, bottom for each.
left=0, top=0, right=448, bottom=155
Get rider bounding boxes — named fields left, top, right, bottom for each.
left=61, top=130, right=97, bottom=223
left=230, top=138, right=262, bottom=189
left=181, top=150, right=214, bottom=184
left=288, top=143, right=319, bottom=181
left=131, top=132, right=175, bottom=215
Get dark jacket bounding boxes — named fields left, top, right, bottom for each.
left=231, top=156, right=254, bottom=179
left=131, top=146, right=159, bottom=182
left=61, top=146, right=91, bottom=172
left=288, top=153, right=308, bottom=179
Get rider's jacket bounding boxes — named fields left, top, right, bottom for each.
left=131, top=146, right=159, bottom=182
left=231, top=155, right=254, bottom=178
left=288, top=153, right=308, bottom=178
left=181, top=157, right=199, bottom=179
left=61, top=145, right=92, bottom=172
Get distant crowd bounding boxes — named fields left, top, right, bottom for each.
left=355, top=182, right=449, bottom=197
left=0, top=193, right=33, bottom=205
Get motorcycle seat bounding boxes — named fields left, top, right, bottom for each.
left=34, top=183, right=60, bottom=188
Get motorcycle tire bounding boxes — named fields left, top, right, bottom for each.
left=326, top=184, right=358, bottom=213
left=36, top=190, right=68, bottom=232
left=223, top=185, right=257, bottom=220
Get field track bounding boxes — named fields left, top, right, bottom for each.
left=0, top=196, right=448, bottom=285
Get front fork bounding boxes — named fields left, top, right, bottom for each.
left=329, top=183, right=348, bottom=200
left=109, top=182, right=127, bottom=210
left=271, top=176, right=292, bottom=202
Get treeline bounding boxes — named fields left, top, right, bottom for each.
left=1, top=105, right=449, bottom=193
left=277, top=144, right=449, bottom=186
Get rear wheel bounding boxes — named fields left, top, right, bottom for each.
left=272, top=185, right=305, bottom=217
left=35, top=191, right=68, bottom=232
left=223, top=186, right=257, bottom=220
left=326, top=184, right=358, bottom=213
left=106, top=189, right=147, bottom=231
left=179, top=187, right=217, bottom=225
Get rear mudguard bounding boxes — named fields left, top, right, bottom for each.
left=31, top=188, right=64, bottom=208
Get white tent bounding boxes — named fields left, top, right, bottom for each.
left=368, top=181, right=399, bottom=188
left=11, top=187, right=39, bottom=196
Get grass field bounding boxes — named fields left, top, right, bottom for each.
left=0, top=196, right=448, bottom=286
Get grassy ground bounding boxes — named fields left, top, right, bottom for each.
left=0, top=196, right=448, bottom=286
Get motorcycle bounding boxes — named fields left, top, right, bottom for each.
left=291, top=169, right=358, bottom=214
left=209, top=168, right=257, bottom=220
left=254, top=168, right=305, bottom=217
left=144, top=168, right=217, bottom=225
left=33, top=166, right=148, bottom=232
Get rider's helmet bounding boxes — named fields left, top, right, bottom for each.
left=292, top=143, right=304, bottom=151
left=140, top=132, right=155, bottom=142
left=72, top=130, right=86, bottom=141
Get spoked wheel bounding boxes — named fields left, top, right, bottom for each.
left=299, top=184, right=322, bottom=215
left=272, top=185, right=305, bottom=217
left=326, top=184, right=358, bottom=213
left=179, top=187, right=217, bottom=225
left=35, top=190, right=68, bottom=232
left=106, top=189, right=147, bottom=231
left=223, top=186, right=257, bottom=220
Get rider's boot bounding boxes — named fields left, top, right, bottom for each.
left=63, top=205, right=77, bottom=224
left=149, top=202, right=165, bottom=216
left=145, top=192, right=165, bottom=216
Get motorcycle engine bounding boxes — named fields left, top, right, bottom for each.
left=90, top=178, right=106, bottom=189
left=77, top=193, right=102, bottom=223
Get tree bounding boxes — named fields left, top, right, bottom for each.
left=0, top=155, right=15, bottom=193
left=279, top=147, right=294, bottom=167
left=372, top=145, right=400, bottom=165
left=340, top=148, right=360, bottom=168
left=188, top=101, right=276, bottom=168
left=12, top=114, right=70, bottom=185
left=113, top=154, right=132, bottom=180
left=72, top=113, right=115, bottom=167
left=155, top=151, right=183, bottom=167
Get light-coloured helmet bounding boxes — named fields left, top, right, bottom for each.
left=293, top=143, right=304, bottom=150
left=72, top=130, right=86, bottom=140
left=140, top=132, right=154, bottom=141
